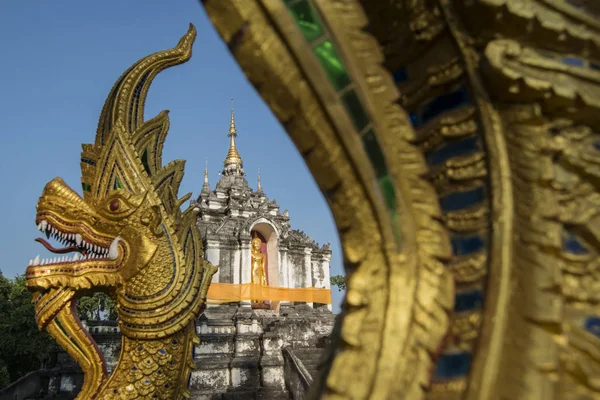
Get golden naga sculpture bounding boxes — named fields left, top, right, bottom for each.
left=200, top=0, right=600, bottom=399
left=25, top=24, right=217, bottom=399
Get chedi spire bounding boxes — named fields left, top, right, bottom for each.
left=257, top=168, right=264, bottom=194
left=222, top=98, right=244, bottom=176
left=201, top=159, right=210, bottom=196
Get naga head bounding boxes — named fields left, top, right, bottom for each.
left=25, top=24, right=216, bottom=397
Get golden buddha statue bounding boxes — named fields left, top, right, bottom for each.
left=251, top=236, right=267, bottom=286
left=251, top=236, right=268, bottom=309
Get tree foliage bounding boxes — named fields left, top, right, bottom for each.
left=77, top=292, right=117, bottom=321
left=0, top=271, right=56, bottom=388
left=330, top=275, right=346, bottom=292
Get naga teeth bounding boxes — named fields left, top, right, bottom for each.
left=75, top=234, right=82, bottom=245
left=73, top=253, right=80, bottom=261
left=41, top=220, right=48, bottom=231
left=33, top=255, right=40, bottom=266
left=109, top=237, right=120, bottom=260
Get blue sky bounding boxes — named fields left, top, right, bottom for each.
left=0, top=0, right=344, bottom=311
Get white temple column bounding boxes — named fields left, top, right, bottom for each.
left=279, top=245, right=290, bottom=306
left=321, top=253, right=332, bottom=311
left=304, top=247, right=313, bottom=309
left=239, top=238, right=252, bottom=307
left=205, top=239, right=221, bottom=283
left=232, top=247, right=241, bottom=284
left=240, top=239, right=252, bottom=284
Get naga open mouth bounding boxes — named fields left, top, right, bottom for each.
left=25, top=213, right=126, bottom=293
left=29, top=219, right=119, bottom=267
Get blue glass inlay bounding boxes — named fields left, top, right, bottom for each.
left=567, top=0, right=585, bottom=8
left=393, top=67, right=408, bottom=83
left=426, top=136, right=480, bottom=166
left=454, top=289, right=484, bottom=313
left=584, top=316, right=600, bottom=338
left=434, top=352, right=472, bottom=379
left=439, top=186, right=485, bottom=212
left=562, top=57, right=585, bottom=67
left=159, top=349, right=166, bottom=355
left=421, top=86, right=469, bottom=124
left=563, top=231, right=589, bottom=255
left=451, top=234, right=485, bottom=256
left=409, top=113, right=420, bottom=127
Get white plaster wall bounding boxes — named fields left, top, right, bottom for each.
left=189, top=369, right=230, bottom=391
left=240, top=240, right=251, bottom=284
left=231, top=367, right=250, bottom=387
left=262, top=366, right=286, bottom=391
left=196, top=340, right=232, bottom=355
left=205, top=240, right=220, bottom=283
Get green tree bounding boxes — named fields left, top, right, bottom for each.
left=330, top=275, right=346, bottom=292
left=77, top=292, right=117, bottom=321
left=0, top=271, right=56, bottom=388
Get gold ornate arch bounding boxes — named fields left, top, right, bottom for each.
left=200, top=0, right=600, bottom=399
left=201, top=2, right=456, bottom=399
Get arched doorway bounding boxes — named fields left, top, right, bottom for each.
left=250, top=221, right=281, bottom=310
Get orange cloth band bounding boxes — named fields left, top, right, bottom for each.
left=206, top=283, right=332, bottom=304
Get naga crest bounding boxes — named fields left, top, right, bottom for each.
left=26, top=24, right=216, bottom=399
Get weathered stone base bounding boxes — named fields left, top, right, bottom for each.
left=192, top=303, right=335, bottom=398
left=0, top=303, right=335, bottom=399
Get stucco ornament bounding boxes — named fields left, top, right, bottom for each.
left=201, top=1, right=600, bottom=399
left=25, top=25, right=217, bottom=399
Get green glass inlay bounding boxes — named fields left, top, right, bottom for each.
left=288, top=1, right=324, bottom=42
left=141, top=149, right=151, bottom=175
left=82, top=182, right=91, bottom=192
left=342, top=90, right=370, bottom=132
left=379, top=175, right=397, bottom=211
left=388, top=209, right=402, bottom=248
left=314, top=40, right=351, bottom=91
left=114, top=176, right=123, bottom=190
left=362, top=129, right=387, bottom=178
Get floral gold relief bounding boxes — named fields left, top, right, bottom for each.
left=200, top=0, right=600, bottom=399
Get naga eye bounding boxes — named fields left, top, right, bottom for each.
left=109, top=199, right=121, bottom=212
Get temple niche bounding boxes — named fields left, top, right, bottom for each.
left=191, top=103, right=332, bottom=311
